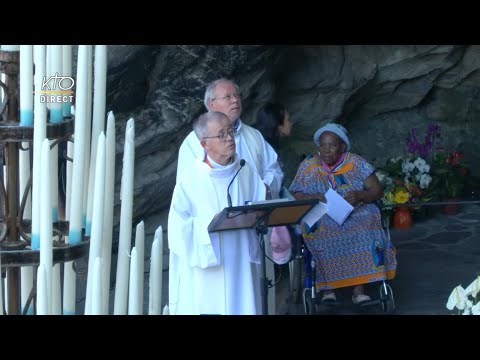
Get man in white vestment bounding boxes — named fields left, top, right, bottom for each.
left=176, top=78, right=283, bottom=198
left=168, top=111, right=266, bottom=315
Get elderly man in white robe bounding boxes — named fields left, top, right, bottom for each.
left=176, top=78, right=283, bottom=198
left=168, top=111, right=266, bottom=315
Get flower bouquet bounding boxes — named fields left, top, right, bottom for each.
left=446, top=275, right=480, bottom=315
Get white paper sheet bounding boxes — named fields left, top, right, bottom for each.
left=302, top=202, right=328, bottom=227
left=325, top=188, right=353, bottom=225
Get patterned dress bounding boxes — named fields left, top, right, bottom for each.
left=289, top=152, right=397, bottom=292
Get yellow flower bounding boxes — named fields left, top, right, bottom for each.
left=393, top=189, right=409, bottom=204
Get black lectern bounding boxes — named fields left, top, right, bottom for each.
left=208, top=198, right=319, bottom=315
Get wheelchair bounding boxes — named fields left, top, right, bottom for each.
left=288, top=209, right=395, bottom=315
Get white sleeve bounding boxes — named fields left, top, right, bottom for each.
left=260, top=139, right=284, bottom=199
left=168, top=183, right=220, bottom=268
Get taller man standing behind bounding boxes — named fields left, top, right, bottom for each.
left=176, top=78, right=283, bottom=198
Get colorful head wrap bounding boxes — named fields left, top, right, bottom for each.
left=313, top=122, right=350, bottom=151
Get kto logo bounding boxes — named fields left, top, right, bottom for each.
left=37, top=73, right=74, bottom=103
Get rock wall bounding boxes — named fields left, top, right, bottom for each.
left=101, top=45, right=480, bottom=241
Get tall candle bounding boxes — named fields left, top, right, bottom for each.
left=63, top=136, right=76, bottom=314
left=40, top=138, right=53, bottom=314
left=113, top=118, right=135, bottom=315
left=148, top=225, right=163, bottom=315
left=68, top=45, right=88, bottom=245
left=128, top=247, right=141, bottom=315
left=19, top=137, right=33, bottom=314
left=62, top=45, right=72, bottom=117
left=82, top=45, right=93, bottom=228
left=48, top=46, right=62, bottom=223
left=31, top=45, right=47, bottom=250
left=135, top=221, right=145, bottom=315
left=92, top=257, right=103, bottom=315
left=84, top=133, right=106, bottom=315
left=0, top=246, right=3, bottom=315
left=49, top=45, right=63, bottom=123
left=36, top=265, right=48, bottom=315
left=102, top=111, right=115, bottom=314
left=19, top=45, right=33, bottom=126
left=51, top=264, right=61, bottom=315
left=62, top=261, right=76, bottom=315
left=86, top=45, right=107, bottom=236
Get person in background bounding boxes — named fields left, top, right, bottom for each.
left=254, top=102, right=292, bottom=155
left=289, top=122, right=397, bottom=305
left=168, top=111, right=266, bottom=315
left=253, top=102, right=295, bottom=264
left=176, top=78, right=283, bottom=199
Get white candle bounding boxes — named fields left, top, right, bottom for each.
left=19, top=45, right=33, bottom=126
left=84, top=132, right=106, bottom=315
left=82, top=45, right=93, bottom=229
left=49, top=45, right=63, bottom=123
left=102, top=111, right=116, bottom=314
left=62, top=45, right=72, bottom=117
left=48, top=46, right=62, bottom=223
left=62, top=261, right=76, bottom=315
left=86, top=45, right=107, bottom=236
left=135, top=220, right=145, bottom=314
left=36, top=265, right=48, bottom=315
left=92, top=257, right=103, bottom=315
left=1, top=45, right=20, bottom=51
left=19, top=137, right=33, bottom=314
left=68, top=45, right=88, bottom=245
left=51, top=264, right=61, bottom=315
left=128, top=247, right=141, bottom=315
left=0, top=246, right=3, bottom=315
left=148, top=225, right=163, bottom=315
left=31, top=45, right=47, bottom=250
left=162, top=305, right=170, bottom=315
left=40, top=138, right=53, bottom=314
left=113, top=118, right=135, bottom=315
left=63, top=135, right=76, bottom=314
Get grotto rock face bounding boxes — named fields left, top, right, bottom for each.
left=104, top=45, right=480, bottom=238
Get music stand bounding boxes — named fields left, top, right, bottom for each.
left=208, top=198, right=319, bottom=315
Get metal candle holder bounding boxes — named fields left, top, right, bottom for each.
left=0, top=48, right=89, bottom=315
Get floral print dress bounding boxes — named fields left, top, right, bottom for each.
left=289, top=152, right=397, bottom=292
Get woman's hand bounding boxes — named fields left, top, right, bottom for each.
left=344, top=190, right=362, bottom=206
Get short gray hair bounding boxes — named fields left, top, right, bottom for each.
left=193, top=111, right=229, bottom=139
left=203, top=78, right=240, bottom=110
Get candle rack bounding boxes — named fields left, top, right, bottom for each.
left=0, top=48, right=89, bottom=315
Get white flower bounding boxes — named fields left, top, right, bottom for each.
left=414, top=157, right=430, bottom=174
left=402, top=160, right=415, bottom=174
left=419, top=174, right=432, bottom=189
left=447, top=276, right=480, bottom=315
left=446, top=285, right=467, bottom=310
left=471, top=302, right=480, bottom=315
left=465, top=275, right=480, bottom=298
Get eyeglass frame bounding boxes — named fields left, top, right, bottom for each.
left=202, top=128, right=236, bottom=142
left=211, top=92, right=242, bottom=102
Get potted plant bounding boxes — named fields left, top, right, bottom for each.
left=431, top=151, right=469, bottom=214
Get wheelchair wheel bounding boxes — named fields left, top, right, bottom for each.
left=289, top=257, right=303, bottom=304
left=379, top=282, right=395, bottom=314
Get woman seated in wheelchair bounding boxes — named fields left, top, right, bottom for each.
left=289, top=122, right=397, bottom=305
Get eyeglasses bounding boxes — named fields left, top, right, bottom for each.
left=203, top=128, right=236, bottom=142
left=211, top=92, right=242, bottom=102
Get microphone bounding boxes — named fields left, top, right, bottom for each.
left=227, top=159, right=246, bottom=208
